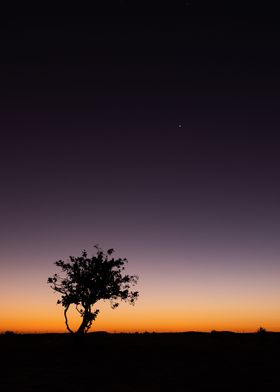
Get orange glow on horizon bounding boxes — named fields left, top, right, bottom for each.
left=2, top=254, right=280, bottom=334
left=2, top=299, right=280, bottom=334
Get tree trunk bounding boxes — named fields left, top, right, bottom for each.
left=76, top=305, right=92, bottom=334
left=64, top=304, right=95, bottom=334
left=64, top=305, right=74, bottom=334
left=76, top=312, right=90, bottom=334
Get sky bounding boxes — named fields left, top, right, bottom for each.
left=1, top=2, right=280, bottom=332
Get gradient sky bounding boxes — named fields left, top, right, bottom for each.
left=1, top=3, right=280, bottom=332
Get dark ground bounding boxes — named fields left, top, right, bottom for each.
left=0, top=331, right=280, bottom=391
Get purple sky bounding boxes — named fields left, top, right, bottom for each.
left=1, top=4, right=280, bottom=331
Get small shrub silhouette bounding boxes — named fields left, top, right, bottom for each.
left=257, top=327, right=267, bottom=334
left=4, top=330, right=16, bottom=336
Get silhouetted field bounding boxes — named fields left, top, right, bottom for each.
left=0, top=331, right=280, bottom=391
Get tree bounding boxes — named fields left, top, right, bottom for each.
left=47, top=246, right=139, bottom=334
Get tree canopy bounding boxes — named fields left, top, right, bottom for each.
left=47, top=246, right=139, bottom=334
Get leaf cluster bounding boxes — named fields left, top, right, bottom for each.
left=47, top=246, right=139, bottom=312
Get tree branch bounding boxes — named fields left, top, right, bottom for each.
left=64, top=304, right=74, bottom=333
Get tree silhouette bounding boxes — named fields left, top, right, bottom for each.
left=47, top=246, right=139, bottom=334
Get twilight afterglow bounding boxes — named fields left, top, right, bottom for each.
left=1, top=6, right=280, bottom=334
